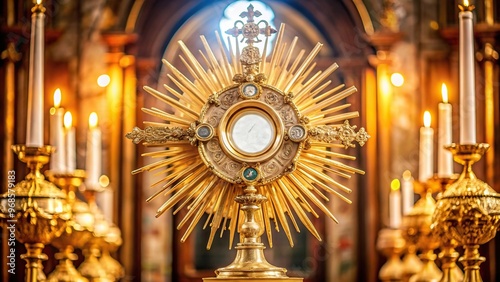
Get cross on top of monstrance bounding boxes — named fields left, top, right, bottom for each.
left=126, top=4, right=369, bottom=280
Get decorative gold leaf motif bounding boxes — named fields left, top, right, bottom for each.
left=125, top=126, right=195, bottom=145
left=308, top=120, right=370, bottom=148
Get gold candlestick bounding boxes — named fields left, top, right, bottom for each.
left=433, top=143, right=500, bottom=282
left=100, top=225, right=125, bottom=281
left=429, top=176, right=463, bottom=282
left=401, top=219, right=423, bottom=282
left=78, top=189, right=113, bottom=282
left=0, top=145, right=71, bottom=282
left=377, top=228, right=405, bottom=282
left=45, top=170, right=94, bottom=282
left=404, top=182, right=442, bottom=282
left=204, top=185, right=302, bottom=281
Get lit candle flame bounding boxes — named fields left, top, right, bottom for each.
left=424, top=111, right=431, bottom=128
left=463, top=0, right=469, bottom=7
left=391, top=179, right=400, bottom=191
left=441, top=83, right=448, bottom=103
left=89, top=112, right=98, bottom=128
left=54, top=88, right=61, bottom=108
left=64, top=111, right=72, bottom=129
left=36, top=0, right=42, bottom=5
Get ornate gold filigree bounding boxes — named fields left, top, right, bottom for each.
left=308, top=120, right=370, bottom=148
left=126, top=125, right=195, bottom=145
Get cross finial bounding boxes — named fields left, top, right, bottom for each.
left=225, top=4, right=276, bottom=45
left=239, top=4, right=261, bottom=22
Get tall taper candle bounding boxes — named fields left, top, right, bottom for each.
left=86, top=112, right=102, bottom=189
left=419, top=111, right=434, bottom=182
left=401, top=170, right=414, bottom=215
left=64, top=111, right=76, bottom=172
left=25, top=0, right=46, bottom=147
left=389, top=179, right=402, bottom=229
left=459, top=1, right=476, bottom=144
left=49, top=89, right=66, bottom=172
left=438, top=83, right=453, bottom=177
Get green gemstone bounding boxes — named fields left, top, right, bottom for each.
left=243, top=168, right=258, bottom=181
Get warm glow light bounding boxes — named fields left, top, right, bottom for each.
left=99, top=175, right=110, bottom=188
left=403, top=170, right=412, bottom=181
left=64, top=111, right=72, bottom=129
left=390, top=73, right=404, bottom=87
left=54, top=88, right=61, bottom=108
left=36, top=0, right=42, bottom=5
left=97, top=74, right=111, bottom=88
left=463, top=0, right=469, bottom=7
left=441, top=83, right=448, bottom=103
left=89, top=112, right=98, bottom=128
left=423, top=111, right=431, bottom=128
left=391, top=179, right=400, bottom=191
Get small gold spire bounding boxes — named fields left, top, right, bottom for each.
left=225, top=4, right=276, bottom=83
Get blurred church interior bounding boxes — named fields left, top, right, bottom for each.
left=1, top=0, right=500, bottom=281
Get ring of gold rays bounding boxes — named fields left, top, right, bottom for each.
left=126, top=5, right=369, bottom=249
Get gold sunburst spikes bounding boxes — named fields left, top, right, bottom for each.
left=143, top=86, right=199, bottom=119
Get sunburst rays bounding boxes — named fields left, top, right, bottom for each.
left=127, top=24, right=367, bottom=249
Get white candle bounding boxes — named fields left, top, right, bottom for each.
left=389, top=179, right=402, bottom=229
left=419, top=111, right=434, bottom=182
left=64, top=111, right=76, bottom=172
left=438, top=83, right=454, bottom=178
left=97, top=188, right=114, bottom=223
left=49, top=89, right=66, bottom=172
left=401, top=170, right=414, bottom=215
left=25, top=1, right=45, bottom=147
left=86, top=112, right=102, bottom=188
left=459, top=1, right=476, bottom=144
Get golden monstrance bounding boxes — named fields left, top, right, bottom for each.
left=126, top=4, right=369, bottom=281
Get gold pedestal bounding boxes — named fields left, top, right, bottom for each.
left=433, top=144, right=500, bottom=282
left=78, top=190, right=113, bottom=282
left=429, top=176, right=463, bottom=282
left=377, top=228, right=405, bottom=282
left=46, top=170, right=93, bottom=282
left=404, top=184, right=442, bottom=282
left=0, top=145, right=71, bottom=282
left=203, top=186, right=302, bottom=281
left=401, top=227, right=423, bottom=282
left=100, top=225, right=125, bottom=281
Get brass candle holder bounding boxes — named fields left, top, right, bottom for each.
left=100, top=224, right=125, bottom=281
left=0, top=145, right=71, bottom=282
left=78, top=189, right=113, bottom=282
left=403, top=181, right=442, bottom=282
left=204, top=185, right=302, bottom=281
left=401, top=218, right=423, bottom=282
left=428, top=176, right=463, bottom=282
left=376, top=228, right=406, bottom=282
left=45, top=169, right=95, bottom=282
left=433, top=143, right=500, bottom=282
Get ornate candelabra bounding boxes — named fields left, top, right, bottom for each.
left=45, top=169, right=94, bottom=282
left=403, top=182, right=441, bottom=282
left=0, top=145, right=71, bottom=282
left=429, top=176, right=463, bottom=282
left=376, top=228, right=406, bottom=282
left=433, top=144, right=500, bottom=282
